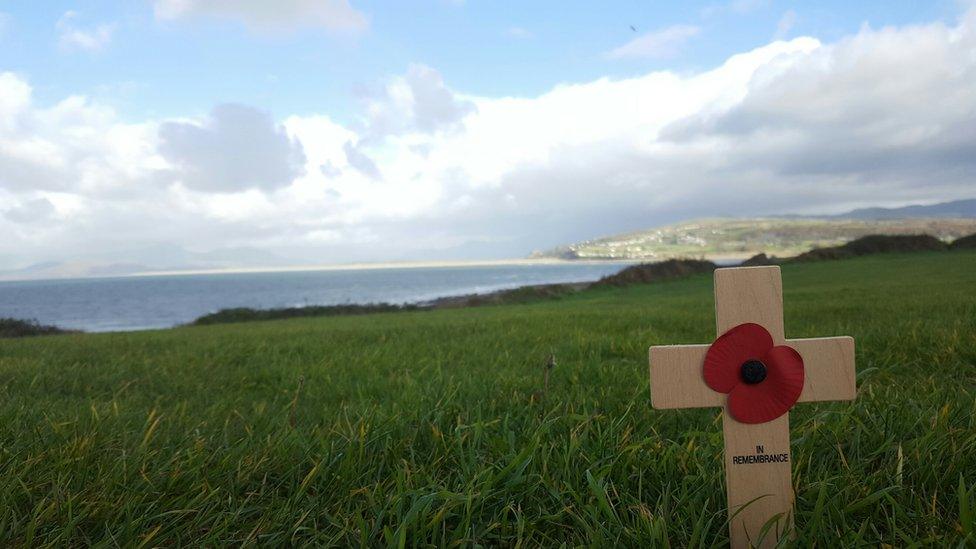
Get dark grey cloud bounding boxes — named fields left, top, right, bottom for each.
left=661, top=16, right=976, bottom=186
left=3, top=197, right=55, bottom=223
left=404, top=64, right=476, bottom=132
left=319, top=161, right=342, bottom=177
left=342, top=141, right=381, bottom=179
left=361, top=64, right=476, bottom=139
left=0, top=154, right=66, bottom=192
left=159, top=103, right=306, bottom=193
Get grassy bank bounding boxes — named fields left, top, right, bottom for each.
left=0, top=318, right=73, bottom=338
left=1, top=251, right=974, bottom=545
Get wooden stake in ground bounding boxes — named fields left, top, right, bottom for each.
left=649, top=266, right=856, bottom=548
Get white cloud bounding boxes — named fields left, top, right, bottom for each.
left=775, top=10, right=797, bottom=40
left=506, top=26, right=533, bottom=39
left=0, top=72, right=161, bottom=195
left=0, top=72, right=31, bottom=130
left=153, top=0, right=368, bottom=34
left=607, top=25, right=701, bottom=60
left=56, top=11, right=114, bottom=52
left=4, top=8, right=976, bottom=266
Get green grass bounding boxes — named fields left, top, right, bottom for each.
left=1, top=251, right=974, bottom=546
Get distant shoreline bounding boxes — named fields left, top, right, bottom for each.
left=131, top=255, right=752, bottom=278
left=0, top=256, right=731, bottom=284
left=2, top=254, right=763, bottom=284
left=125, top=257, right=642, bottom=278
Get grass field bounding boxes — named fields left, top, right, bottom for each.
left=1, top=252, right=975, bottom=546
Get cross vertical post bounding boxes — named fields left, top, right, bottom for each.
left=648, top=266, right=856, bottom=548
left=714, top=267, right=793, bottom=546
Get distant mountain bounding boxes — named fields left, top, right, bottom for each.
left=0, top=245, right=293, bottom=281
left=8, top=261, right=63, bottom=274
left=826, top=198, right=976, bottom=220
left=531, top=217, right=976, bottom=261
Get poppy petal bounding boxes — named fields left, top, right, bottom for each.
left=763, top=345, right=805, bottom=404
left=726, top=345, right=804, bottom=424
left=704, top=323, right=774, bottom=394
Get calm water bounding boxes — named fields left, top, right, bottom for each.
left=0, top=263, right=632, bottom=332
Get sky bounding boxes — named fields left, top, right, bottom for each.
left=1, top=0, right=974, bottom=268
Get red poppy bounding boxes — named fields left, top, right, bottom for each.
left=703, top=323, right=805, bottom=424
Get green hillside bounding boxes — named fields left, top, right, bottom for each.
left=1, top=251, right=974, bottom=545
left=533, top=217, right=976, bottom=260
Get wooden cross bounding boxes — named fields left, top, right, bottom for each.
left=649, top=266, right=856, bottom=548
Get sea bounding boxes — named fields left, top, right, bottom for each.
left=0, top=262, right=634, bottom=332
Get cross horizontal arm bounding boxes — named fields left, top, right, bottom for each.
left=789, top=336, right=856, bottom=402
left=649, top=344, right=722, bottom=409
left=648, top=336, right=856, bottom=409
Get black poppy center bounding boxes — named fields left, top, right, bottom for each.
left=740, top=360, right=767, bottom=384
